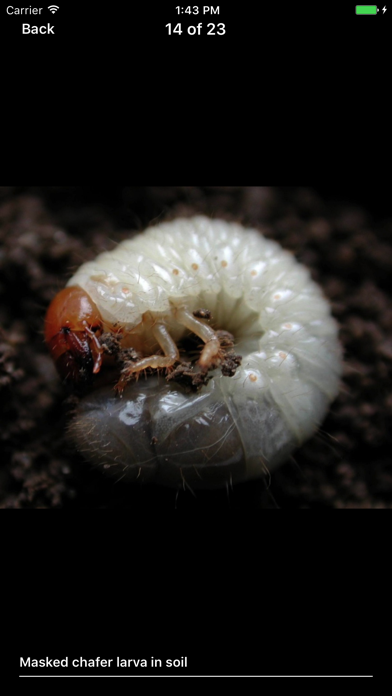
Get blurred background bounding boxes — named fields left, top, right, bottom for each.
left=0, top=186, right=391, bottom=508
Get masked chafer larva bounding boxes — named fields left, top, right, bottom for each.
left=45, top=216, right=342, bottom=490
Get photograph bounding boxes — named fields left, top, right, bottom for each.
left=1, top=186, right=390, bottom=510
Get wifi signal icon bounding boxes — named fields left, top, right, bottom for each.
left=48, top=5, right=59, bottom=12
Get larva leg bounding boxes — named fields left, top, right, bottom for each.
left=116, top=322, right=179, bottom=390
left=151, top=322, right=180, bottom=367
left=175, top=307, right=221, bottom=370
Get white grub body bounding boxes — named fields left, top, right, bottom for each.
left=68, top=216, right=342, bottom=489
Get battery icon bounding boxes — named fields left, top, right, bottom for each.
left=355, top=5, right=378, bottom=13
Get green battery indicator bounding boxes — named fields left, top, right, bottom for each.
left=355, top=5, right=378, bottom=13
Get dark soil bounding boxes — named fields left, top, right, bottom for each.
left=1, top=186, right=391, bottom=508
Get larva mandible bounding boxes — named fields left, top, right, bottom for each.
left=45, top=216, right=342, bottom=490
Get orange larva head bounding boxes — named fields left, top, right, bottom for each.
left=45, top=286, right=104, bottom=384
